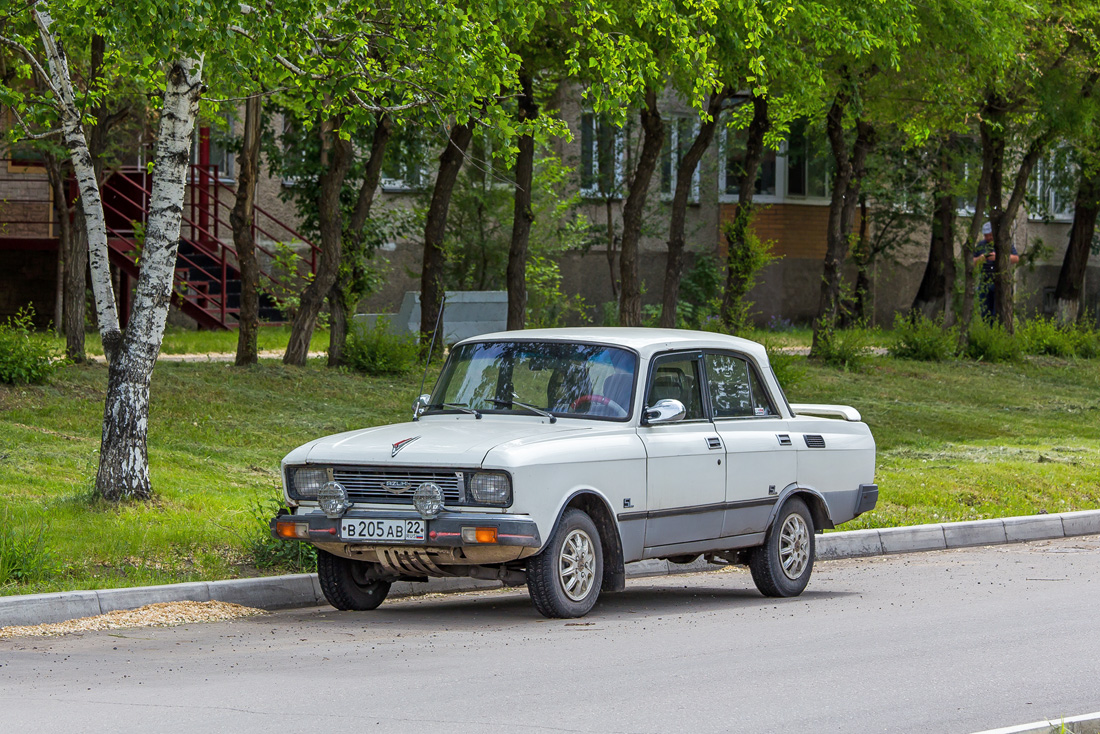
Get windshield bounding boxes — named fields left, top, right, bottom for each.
left=428, top=341, right=637, bottom=420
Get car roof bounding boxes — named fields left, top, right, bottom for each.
left=454, top=327, right=770, bottom=362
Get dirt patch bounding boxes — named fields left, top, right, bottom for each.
left=0, top=600, right=265, bottom=638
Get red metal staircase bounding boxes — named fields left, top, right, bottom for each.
left=100, top=165, right=320, bottom=330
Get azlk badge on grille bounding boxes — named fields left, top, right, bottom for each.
left=383, top=480, right=411, bottom=493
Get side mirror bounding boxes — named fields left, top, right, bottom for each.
left=413, top=394, right=431, bottom=420
left=644, top=398, right=686, bottom=425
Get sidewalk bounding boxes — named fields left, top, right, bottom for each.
left=3, top=509, right=1098, bottom=627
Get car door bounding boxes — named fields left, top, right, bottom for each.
left=638, top=352, right=725, bottom=547
left=704, top=352, right=795, bottom=538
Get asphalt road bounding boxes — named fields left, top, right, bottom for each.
left=3, top=536, right=1098, bottom=734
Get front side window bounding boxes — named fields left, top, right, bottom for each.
left=429, top=341, right=637, bottom=420
left=646, top=354, right=706, bottom=421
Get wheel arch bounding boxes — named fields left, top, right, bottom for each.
left=771, top=484, right=834, bottom=532
left=552, top=489, right=627, bottom=593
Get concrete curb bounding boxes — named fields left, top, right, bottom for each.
left=971, top=711, right=1100, bottom=734
left=3, top=509, right=1099, bottom=628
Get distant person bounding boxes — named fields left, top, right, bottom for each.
left=973, top=221, right=1018, bottom=322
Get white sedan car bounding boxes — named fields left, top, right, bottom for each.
left=272, top=328, right=878, bottom=618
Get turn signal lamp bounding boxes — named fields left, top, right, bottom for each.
left=276, top=520, right=309, bottom=539
left=461, top=527, right=498, bottom=543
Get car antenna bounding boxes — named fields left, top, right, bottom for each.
left=414, top=293, right=445, bottom=422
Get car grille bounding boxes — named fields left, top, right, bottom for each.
left=332, top=467, right=465, bottom=505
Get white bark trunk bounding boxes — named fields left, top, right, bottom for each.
left=32, top=4, right=121, bottom=358
left=95, top=57, right=204, bottom=501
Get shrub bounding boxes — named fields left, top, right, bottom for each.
left=0, top=307, right=61, bottom=385
left=763, top=340, right=807, bottom=392
left=965, top=320, right=1022, bottom=362
left=0, top=511, right=56, bottom=586
left=247, top=496, right=317, bottom=573
left=344, top=316, right=418, bottom=376
left=889, top=313, right=958, bottom=362
left=1017, top=317, right=1076, bottom=358
left=1070, top=323, right=1100, bottom=358
left=813, top=327, right=876, bottom=372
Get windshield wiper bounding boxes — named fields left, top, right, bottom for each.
left=438, top=402, right=481, bottom=419
left=489, top=396, right=557, bottom=424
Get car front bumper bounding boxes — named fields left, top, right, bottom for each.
left=270, top=508, right=542, bottom=550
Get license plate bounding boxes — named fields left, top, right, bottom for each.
left=340, top=518, right=426, bottom=543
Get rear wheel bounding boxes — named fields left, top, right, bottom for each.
left=749, top=497, right=815, bottom=598
left=317, top=550, right=392, bottom=611
left=526, top=509, right=603, bottom=618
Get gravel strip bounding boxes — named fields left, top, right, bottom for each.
left=0, top=601, right=265, bottom=638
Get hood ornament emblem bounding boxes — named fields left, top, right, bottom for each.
left=391, top=436, right=420, bottom=457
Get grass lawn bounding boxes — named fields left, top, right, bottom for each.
left=65, top=325, right=332, bottom=356
left=2, top=350, right=1098, bottom=596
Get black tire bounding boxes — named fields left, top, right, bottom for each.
left=526, top=508, right=604, bottom=618
left=749, top=497, right=815, bottom=598
left=317, top=550, right=392, bottom=611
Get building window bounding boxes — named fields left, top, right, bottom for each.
left=785, top=119, right=829, bottom=199
left=467, top=131, right=512, bottom=190
left=722, top=126, right=778, bottom=198
left=580, top=112, right=625, bottom=199
left=660, top=116, right=701, bottom=201
left=1028, top=150, right=1074, bottom=221
left=381, top=124, right=431, bottom=192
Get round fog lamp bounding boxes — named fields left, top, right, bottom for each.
left=413, top=483, right=444, bottom=519
left=318, top=481, right=351, bottom=519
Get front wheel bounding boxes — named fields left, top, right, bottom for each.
left=749, top=497, right=815, bottom=598
left=317, top=550, right=392, bottom=611
left=526, top=508, right=603, bottom=618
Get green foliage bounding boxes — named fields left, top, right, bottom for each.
left=257, top=242, right=315, bottom=324
left=247, top=497, right=317, bottom=573
left=344, top=317, right=418, bottom=376
left=721, top=217, right=778, bottom=332
left=813, top=327, right=876, bottom=372
left=1018, top=317, right=1078, bottom=358
left=965, top=320, right=1022, bottom=363
left=0, top=510, right=56, bottom=587
left=677, top=255, right=723, bottom=330
left=1070, top=323, right=1100, bottom=358
left=0, top=307, right=62, bottom=385
left=762, top=341, right=807, bottom=392
left=526, top=255, right=589, bottom=327
left=889, top=313, right=958, bottom=362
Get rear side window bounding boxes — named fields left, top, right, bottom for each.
left=705, top=353, right=777, bottom=419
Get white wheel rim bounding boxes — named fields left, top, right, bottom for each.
left=779, top=513, right=810, bottom=580
left=559, top=528, right=596, bottom=601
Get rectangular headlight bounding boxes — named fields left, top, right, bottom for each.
left=288, top=466, right=327, bottom=499
left=468, top=472, right=512, bottom=506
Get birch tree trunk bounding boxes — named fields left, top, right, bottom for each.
left=96, top=58, right=204, bottom=501
left=233, top=94, right=263, bottom=367
left=660, top=87, right=731, bottom=328
left=619, top=90, right=664, bottom=327
left=32, top=5, right=121, bottom=361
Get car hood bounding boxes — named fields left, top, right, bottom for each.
left=289, top=417, right=597, bottom=468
